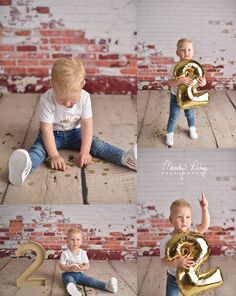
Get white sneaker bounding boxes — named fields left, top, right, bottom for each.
left=165, top=132, right=174, bottom=146
left=122, top=144, right=137, bottom=171
left=189, top=126, right=198, bottom=139
left=8, top=149, right=32, bottom=186
left=66, top=283, right=82, bottom=296
left=107, top=277, right=118, bottom=294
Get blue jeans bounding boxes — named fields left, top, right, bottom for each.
left=29, top=129, right=125, bottom=171
left=167, top=94, right=195, bottom=133
left=166, top=272, right=179, bottom=296
left=62, top=272, right=107, bottom=291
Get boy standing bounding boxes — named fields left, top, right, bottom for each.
left=60, top=228, right=118, bottom=296
left=165, top=38, right=206, bottom=146
left=160, top=193, right=210, bottom=296
left=8, top=58, right=137, bottom=186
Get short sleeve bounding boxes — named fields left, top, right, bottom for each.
left=159, top=237, right=167, bottom=259
left=39, top=90, right=55, bottom=124
left=60, top=251, right=67, bottom=265
left=81, top=92, right=92, bottom=119
left=82, top=250, right=89, bottom=263
left=168, top=64, right=175, bottom=80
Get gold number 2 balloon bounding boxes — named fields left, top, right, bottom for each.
left=165, top=231, right=223, bottom=296
left=173, top=59, right=210, bottom=109
left=15, top=241, right=46, bottom=287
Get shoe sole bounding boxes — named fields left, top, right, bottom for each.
left=67, top=283, right=82, bottom=296
left=110, top=277, right=118, bottom=293
left=9, top=149, right=31, bottom=186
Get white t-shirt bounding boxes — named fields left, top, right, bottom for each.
left=39, top=88, right=93, bottom=131
left=60, top=248, right=89, bottom=273
left=168, top=64, right=177, bottom=95
left=160, top=226, right=197, bottom=276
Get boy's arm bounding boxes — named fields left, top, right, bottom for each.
left=196, top=193, right=210, bottom=234
left=40, top=122, right=67, bottom=171
left=76, top=117, right=93, bottom=168
left=168, top=77, right=194, bottom=88
left=78, top=262, right=90, bottom=271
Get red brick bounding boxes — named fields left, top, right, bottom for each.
left=15, top=30, right=31, bottom=36
left=52, top=53, right=72, bottom=59
left=0, top=60, right=16, bottom=66
left=0, top=45, right=14, bottom=51
left=120, top=68, right=137, bottom=75
left=40, top=60, right=55, bottom=66
left=17, top=45, right=37, bottom=52
left=26, top=67, right=49, bottom=75
left=35, top=6, right=49, bottom=14
left=0, top=0, right=11, bottom=4
left=98, top=54, right=119, bottom=60
left=17, top=60, right=39, bottom=66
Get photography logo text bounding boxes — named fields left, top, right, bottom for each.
left=161, top=160, right=208, bottom=180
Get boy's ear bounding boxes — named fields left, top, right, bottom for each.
left=169, top=216, right=172, bottom=224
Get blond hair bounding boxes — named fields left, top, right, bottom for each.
left=170, top=199, right=192, bottom=215
left=51, top=58, right=85, bottom=94
left=177, top=38, right=192, bottom=48
left=67, top=227, right=83, bottom=238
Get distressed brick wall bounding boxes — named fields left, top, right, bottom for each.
left=138, top=0, right=236, bottom=90
left=0, top=205, right=137, bottom=260
left=138, top=149, right=236, bottom=256
left=0, top=0, right=136, bottom=94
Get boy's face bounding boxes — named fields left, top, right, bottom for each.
left=176, top=42, right=194, bottom=60
left=53, top=89, right=82, bottom=108
left=169, top=206, right=192, bottom=233
left=68, top=233, right=83, bottom=252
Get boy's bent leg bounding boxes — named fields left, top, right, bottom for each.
left=75, top=272, right=107, bottom=291
left=166, top=273, right=179, bottom=296
left=90, top=136, right=125, bottom=166
left=62, top=272, right=82, bottom=296
left=28, top=132, right=48, bottom=171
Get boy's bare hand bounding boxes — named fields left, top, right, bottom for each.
left=176, top=254, right=194, bottom=269
left=199, top=192, right=208, bottom=209
left=76, top=152, right=93, bottom=168
left=69, top=264, right=81, bottom=272
left=50, top=155, right=68, bottom=171
left=179, top=77, right=194, bottom=86
left=197, top=75, right=206, bottom=87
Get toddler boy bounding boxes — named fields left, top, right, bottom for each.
left=165, top=38, right=206, bottom=146
left=8, top=58, right=137, bottom=185
left=60, top=228, right=118, bottom=296
left=160, top=193, right=210, bottom=296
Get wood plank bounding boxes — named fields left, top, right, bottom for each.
left=0, top=258, right=55, bottom=296
left=137, top=90, right=150, bottom=137
left=110, top=260, right=137, bottom=292
left=85, top=261, right=137, bottom=296
left=138, top=90, right=217, bottom=148
left=225, top=90, right=236, bottom=108
left=0, top=94, right=39, bottom=204
left=137, top=257, right=151, bottom=293
left=203, top=91, right=236, bottom=148
left=85, top=95, right=137, bottom=204
left=0, top=258, right=11, bottom=270
left=138, top=257, right=166, bottom=296
left=209, top=256, right=236, bottom=296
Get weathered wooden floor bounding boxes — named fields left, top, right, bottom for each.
left=138, top=256, right=236, bottom=296
left=0, top=94, right=137, bottom=205
left=138, top=90, right=236, bottom=148
left=0, top=259, right=137, bottom=296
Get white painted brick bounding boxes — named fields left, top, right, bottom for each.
left=138, top=149, right=236, bottom=226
